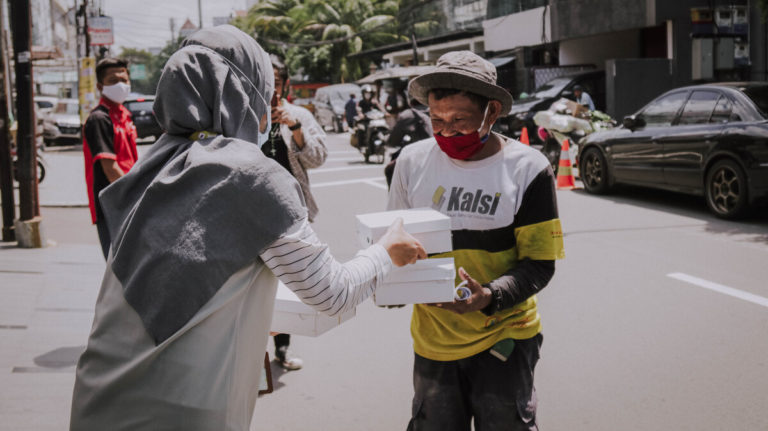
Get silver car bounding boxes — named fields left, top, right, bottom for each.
left=313, top=83, right=361, bottom=133
left=44, top=98, right=82, bottom=146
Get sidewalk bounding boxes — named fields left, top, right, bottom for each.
left=0, top=207, right=103, bottom=431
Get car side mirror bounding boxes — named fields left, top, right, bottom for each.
left=622, top=115, right=645, bottom=130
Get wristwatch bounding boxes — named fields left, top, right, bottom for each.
left=481, top=283, right=503, bottom=316
left=288, top=120, right=302, bottom=131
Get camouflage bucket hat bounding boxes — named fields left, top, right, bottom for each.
left=408, top=50, right=513, bottom=114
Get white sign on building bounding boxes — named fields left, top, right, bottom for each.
left=88, top=16, right=114, bottom=46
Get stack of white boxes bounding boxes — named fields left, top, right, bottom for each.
left=271, top=281, right=357, bottom=337
left=355, top=208, right=456, bottom=306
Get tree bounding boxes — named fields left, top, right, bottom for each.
left=233, top=0, right=413, bottom=83
left=118, top=37, right=184, bottom=96
left=118, top=48, right=155, bottom=95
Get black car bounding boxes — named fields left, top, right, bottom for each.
left=494, top=69, right=606, bottom=142
left=578, top=82, right=768, bottom=219
left=125, top=96, right=163, bottom=140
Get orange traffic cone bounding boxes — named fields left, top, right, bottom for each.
left=520, top=127, right=530, bottom=145
left=556, top=139, right=576, bottom=190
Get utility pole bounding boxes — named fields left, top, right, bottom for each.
left=198, top=0, right=203, bottom=29
left=170, top=17, right=176, bottom=41
left=9, top=0, right=45, bottom=247
left=0, top=1, right=15, bottom=242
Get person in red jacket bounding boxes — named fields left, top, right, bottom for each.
left=82, top=58, right=138, bottom=258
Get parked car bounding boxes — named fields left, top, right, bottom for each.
left=43, top=98, right=82, bottom=146
left=578, top=82, right=768, bottom=219
left=124, top=95, right=162, bottom=141
left=34, top=96, right=58, bottom=117
left=494, top=70, right=605, bottom=142
left=313, top=83, right=361, bottom=132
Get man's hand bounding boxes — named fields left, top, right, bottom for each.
left=271, top=106, right=298, bottom=128
left=430, top=267, right=491, bottom=314
left=377, top=218, right=427, bottom=267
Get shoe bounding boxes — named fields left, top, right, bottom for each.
left=279, top=356, right=304, bottom=371
left=275, top=347, right=303, bottom=371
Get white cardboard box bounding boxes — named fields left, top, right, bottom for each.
left=271, top=282, right=355, bottom=337
left=356, top=208, right=452, bottom=253
left=385, top=258, right=455, bottom=283
left=376, top=257, right=456, bottom=306
left=374, top=278, right=456, bottom=306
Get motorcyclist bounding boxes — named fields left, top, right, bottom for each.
left=384, top=99, right=432, bottom=186
left=355, top=85, right=383, bottom=156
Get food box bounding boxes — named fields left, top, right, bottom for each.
left=374, top=279, right=456, bottom=306
left=356, top=208, right=452, bottom=253
left=374, top=258, right=456, bottom=306
left=271, top=282, right=356, bottom=337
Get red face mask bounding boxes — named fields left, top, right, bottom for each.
left=434, top=105, right=491, bottom=160
left=434, top=132, right=490, bottom=160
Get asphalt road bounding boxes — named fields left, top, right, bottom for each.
left=29, top=132, right=768, bottom=430
left=250, top=132, right=768, bottom=431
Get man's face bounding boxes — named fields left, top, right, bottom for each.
left=574, top=89, right=582, bottom=98
left=97, top=66, right=129, bottom=92
left=428, top=92, right=501, bottom=137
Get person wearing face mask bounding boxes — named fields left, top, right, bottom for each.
left=263, top=53, right=328, bottom=371
left=388, top=51, right=565, bottom=431
left=69, top=26, right=426, bottom=431
left=82, top=58, right=138, bottom=259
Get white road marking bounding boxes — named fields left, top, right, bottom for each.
left=312, top=176, right=384, bottom=188
left=325, top=156, right=365, bottom=162
left=311, top=165, right=382, bottom=174
left=667, top=272, right=768, bottom=308
left=363, top=179, right=388, bottom=190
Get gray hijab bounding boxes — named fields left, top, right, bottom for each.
left=99, top=25, right=306, bottom=344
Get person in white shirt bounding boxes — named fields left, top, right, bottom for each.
left=573, top=84, right=595, bottom=110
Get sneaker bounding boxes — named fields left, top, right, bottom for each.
left=279, top=356, right=304, bottom=371
left=275, top=348, right=303, bottom=371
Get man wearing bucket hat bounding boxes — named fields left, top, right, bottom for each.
left=388, top=51, right=565, bottom=430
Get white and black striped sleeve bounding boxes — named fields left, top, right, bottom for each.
left=259, top=218, right=393, bottom=316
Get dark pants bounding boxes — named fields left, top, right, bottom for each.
left=96, top=217, right=110, bottom=259
left=407, top=334, right=543, bottom=431
left=274, top=333, right=290, bottom=358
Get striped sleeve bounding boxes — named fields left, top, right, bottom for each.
left=260, top=218, right=393, bottom=316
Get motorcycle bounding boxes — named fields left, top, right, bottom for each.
left=350, top=109, right=389, bottom=164
left=11, top=144, right=48, bottom=184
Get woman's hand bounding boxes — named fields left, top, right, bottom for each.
left=377, top=218, right=427, bottom=266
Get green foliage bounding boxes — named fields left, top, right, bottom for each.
left=118, top=1, right=446, bottom=89
left=232, top=0, right=445, bottom=83
left=119, top=37, right=184, bottom=96
left=759, top=0, right=768, bottom=21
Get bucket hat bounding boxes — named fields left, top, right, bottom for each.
left=408, top=50, right=513, bottom=114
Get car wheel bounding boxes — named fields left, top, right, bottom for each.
left=705, top=159, right=748, bottom=219
left=37, top=160, right=45, bottom=183
left=579, top=147, right=610, bottom=194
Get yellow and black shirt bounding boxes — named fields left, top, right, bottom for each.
left=388, top=134, right=564, bottom=361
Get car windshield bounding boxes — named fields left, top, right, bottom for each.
left=532, top=77, right=572, bottom=99
left=741, top=86, right=768, bottom=117
left=127, top=101, right=154, bottom=112
left=54, top=102, right=79, bottom=115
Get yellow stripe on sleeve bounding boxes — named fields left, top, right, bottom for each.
left=514, top=219, right=565, bottom=261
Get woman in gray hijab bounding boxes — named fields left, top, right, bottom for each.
left=69, top=25, right=425, bottom=431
